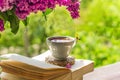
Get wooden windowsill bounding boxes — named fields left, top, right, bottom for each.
left=84, top=62, right=120, bottom=80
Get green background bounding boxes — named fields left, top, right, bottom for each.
left=0, top=0, right=120, bottom=67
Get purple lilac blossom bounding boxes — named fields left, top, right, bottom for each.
left=0, top=0, right=80, bottom=32
left=15, top=0, right=30, bottom=20
left=0, top=0, right=80, bottom=20
left=0, top=0, right=3, bottom=6
left=0, top=19, right=4, bottom=32
left=15, top=0, right=48, bottom=19
left=47, top=0, right=55, bottom=9
left=15, top=0, right=80, bottom=20
left=56, top=0, right=80, bottom=18
left=36, top=0, right=47, bottom=11
left=67, top=1, right=80, bottom=18
left=0, top=0, right=15, bottom=12
left=66, top=63, right=71, bottom=68
left=29, top=0, right=39, bottom=4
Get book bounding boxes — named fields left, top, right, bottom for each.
left=0, top=53, right=71, bottom=80
left=0, top=51, right=94, bottom=80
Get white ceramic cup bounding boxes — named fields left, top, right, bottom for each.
left=47, top=36, right=76, bottom=60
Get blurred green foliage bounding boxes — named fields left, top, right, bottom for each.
left=0, top=0, right=120, bottom=67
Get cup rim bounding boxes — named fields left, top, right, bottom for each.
left=46, top=36, right=76, bottom=43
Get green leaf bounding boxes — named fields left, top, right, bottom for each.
left=8, top=14, right=20, bottom=34
left=44, top=8, right=53, bottom=15
left=42, top=12, right=47, bottom=20
left=42, top=8, right=53, bottom=20
left=0, top=12, right=8, bottom=22
left=22, top=17, right=29, bottom=26
left=7, top=10, right=13, bottom=15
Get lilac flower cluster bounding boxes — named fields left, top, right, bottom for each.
left=67, top=1, right=80, bottom=18
left=15, top=0, right=56, bottom=20
left=15, top=0, right=80, bottom=20
left=0, top=0, right=15, bottom=12
left=0, top=19, right=4, bottom=32
left=0, top=0, right=80, bottom=32
left=56, top=0, right=80, bottom=18
left=66, top=63, right=72, bottom=68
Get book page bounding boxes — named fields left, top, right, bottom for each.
left=0, top=53, right=63, bottom=69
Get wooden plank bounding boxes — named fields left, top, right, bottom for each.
left=84, top=62, right=120, bottom=80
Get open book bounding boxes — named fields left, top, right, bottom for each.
left=0, top=53, right=71, bottom=80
